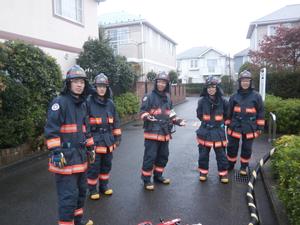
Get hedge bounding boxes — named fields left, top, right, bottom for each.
left=185, top=83, right=204, bottom=95
left=114, top=92, right=139, bottom=118
left=271, top=135, right=300, bottom=225
left=265, top=95, right=300, bottom=134
left=0, top=41, right=61, bottom=148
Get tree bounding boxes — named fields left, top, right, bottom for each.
left=249, top=25, right=300, bottom=72
left=168, top=70, right=178, bottom=84
left=77, top=38, right=137, bottom=95
left=146, top=71, right=156, bottom=81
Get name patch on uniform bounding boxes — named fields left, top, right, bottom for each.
left=143, top=96, right=148, bottom=102
left=51, top=103, right=60, bottom=111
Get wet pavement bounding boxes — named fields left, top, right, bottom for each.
left=0, top=97, right=277, bottom=225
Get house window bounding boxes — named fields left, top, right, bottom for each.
left=54, top=0, right=83, bottom=24
left=207, top=59, right=217, bottom=73
left=190, top=59, right=198, bottom=69
left=107, top=28, right=129, bottom=44
left=268, top=25, right=278, bottom=36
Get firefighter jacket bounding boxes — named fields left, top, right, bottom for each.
left=196, top=96, right=229, bottom=148
left=44, top=93, right=94, bottom=175
left=227, top=89, right=265, bottom=139
left=86, top=94, right=121, bottom=154
left=140, top=89, right=180, bottom=142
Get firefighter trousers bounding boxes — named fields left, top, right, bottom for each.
left=198, top=145, right=228, bottom=174
left=87, top=152, right=113, bottom=193
left=55, top=172, right=87, bottom=225
left=141, top=139, right=169, bottom=183
left=227, top=135, right=254, bottom=169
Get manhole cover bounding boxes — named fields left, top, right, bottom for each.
left=234, top=170, right=250, bottom=183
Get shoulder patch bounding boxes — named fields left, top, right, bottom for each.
left=142, top=96, right=148, bottom=102
left=51, top=103, right=60, bottom=111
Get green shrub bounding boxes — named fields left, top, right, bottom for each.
left=0, top=41, right=61, bottom=148
left=185, top=83, right=204, bottom=95
left=271, top=135, right=300, bottom=225
left=265, top=95, right=300, bottom=134
left=114, top=92, right=139, bottom=118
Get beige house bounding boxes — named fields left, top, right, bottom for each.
left=247, top=4, right=300, bottom=51
left=177, top=47, right=233, bottom=84
left=0, top=0, right=102, bottom=75
left=99, top=11, right=177, bottom=80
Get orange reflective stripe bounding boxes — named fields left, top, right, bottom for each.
left=154, top=166, right=164, bottom=173
left=198, top=168, right=208, bottom=174
left=246, top=131, right=260, bottom=139
left=59, top=221, right=74, bottom=225
left=150, top=108, right=162, bottom=115
left=215, top=115, right=223, bottom=121
left=240, top=157, right=250, bottom=163
left=197, top=138, right=205, bottom=146
left=82, top=125, right=87, bottom=133
left=113, top=128, right=122, bottom=135
left=74, top=208, right=83, bottom=216
left=214, top=141, right=222, bottom=148
left=95, top=146, right=107, bottom=154
left=222, top=141, right=228, bottom=147
left=99, top=173, right=110, bottom=180
left=142, top=170, right=152, bottom=176
left=256, top=119, right=265, bottom=126
left=60, top=124, right=77, bottom=133
left=227, top=155, right=237, bottom=162
left=144, top=133, right=170, bottom=141
left=246, top=107, right=257, bottom=113
left=203, top=114, right=211, bottom=121
left=47, top=137, right=61, bottom=149
left=140, top=112, right=150, bottom=119
left=87, top=178, right=98, bottom=186
left=233, top=106, right=241, bottom=113
left=205, top=141, right=214, bottom=147
left=219, top=170, right=228, bottom=176
left=89, top=117, right=102, bottom=125
left=86, top=137, right=94, bottom=147
left=227, top=128, right=241, bottom=139
left=48, top=162, right=88, bottom=174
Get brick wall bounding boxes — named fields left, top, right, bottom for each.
left=135, top=82, right=186, bottom=104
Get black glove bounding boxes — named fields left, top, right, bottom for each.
left=115, top=136, right=122, bottom=147
left=87, top=146, right=96, bottom=164
left=49, top=149, right=67, bottom=168
left=146, top=115, right=157, bottom=122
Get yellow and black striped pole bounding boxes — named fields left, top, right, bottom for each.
left=247, top=148, right=276, bottom=225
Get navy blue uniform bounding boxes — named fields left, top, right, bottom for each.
left=227, top=90, right=265, bottom=169
left=140, top=89, right=180, bottom=182
left=196, top=96, right=229, bottom=176
left=86, top=94, right=121, bottom=193
left=45, top=93, right=94, bottom=225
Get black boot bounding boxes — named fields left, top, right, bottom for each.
left=154, top=176, right=171, bottom=184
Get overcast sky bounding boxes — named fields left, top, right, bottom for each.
left=98, top=0, right=300, bottom=56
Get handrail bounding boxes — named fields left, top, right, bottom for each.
left=246, top=147, right=276, bottom=225
left=268, top=112, right=277, bottom=143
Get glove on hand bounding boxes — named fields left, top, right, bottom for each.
left=50, top=149, right=66, bottom=168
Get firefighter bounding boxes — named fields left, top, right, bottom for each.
left=226, top=70, right=265, bottom=175
left=44, top=65, right=95, bottom=225
left=196, top=76, right=229, bottom=183
left=140, top=71, right=186, bottom=191
left=86, top=73, right=121, bottom=200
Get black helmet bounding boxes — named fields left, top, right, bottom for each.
left=94, top=73, right=109, bottom=86
left=239, top=70, right=252, bottom=80
left=155, top=71, right=170, bottom=82
left=205, top=76, right=219, bottom=86
left=66, top=65, right=87, bottom=80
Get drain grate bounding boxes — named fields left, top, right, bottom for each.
left=234, top=170, right=250, bottom=183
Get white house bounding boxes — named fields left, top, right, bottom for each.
left=177, top=47, right=233, bottom=84
left=0, top=0, right=102, bottom=75
left=247, top=4, right=300, bottom=51
left=99, top=11, right=177, bottom=80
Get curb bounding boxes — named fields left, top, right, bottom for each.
left=260, top=160, right=290, bottom=225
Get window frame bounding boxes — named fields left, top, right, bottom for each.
left=53, top=0, right=84, bottom=26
